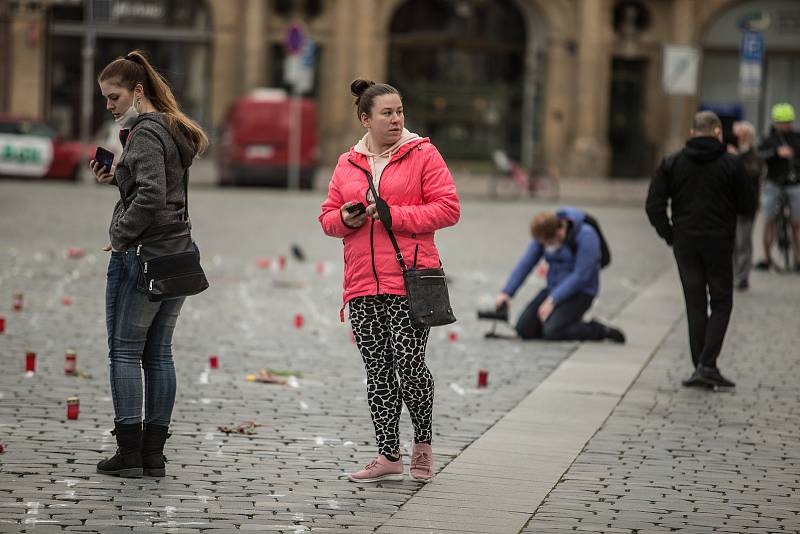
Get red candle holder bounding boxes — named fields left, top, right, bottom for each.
left=278, top=256, right=287, bottom=270
left=209, top=355, right=219, bottom=369
left=477, top=369, right=489, bottom=388
left=294, top=313, right=304, bottom=328
left=0, top=315, right=5, bottom=334
left=12, top=292, right=23, bottom=312
left=25, top=351, right=36, bottom=372
left=64, top=350, right=77, bottom=375
left=66, top=397, right=80, bottom=420
left=448, top=332, right=458, bottom=342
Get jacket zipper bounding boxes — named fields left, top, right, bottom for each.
left=348, top=146, right=418, bottom=295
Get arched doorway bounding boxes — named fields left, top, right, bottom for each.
left=46, top=0, right=212, bottom=140
left=388, top=0, right=544, bottom=167
left=700, top=0, right=800, bottom=137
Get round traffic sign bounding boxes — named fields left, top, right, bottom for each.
left=286, top=25, right=304, bottom=54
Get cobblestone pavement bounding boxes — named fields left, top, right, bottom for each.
left=524, top=269, right=800, bottom=533
left=0, top=181, right=669, bottom=533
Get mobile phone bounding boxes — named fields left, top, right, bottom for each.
left=94, top=146, right=115, bottom=171
left=345, top=202, right=366, bottom=216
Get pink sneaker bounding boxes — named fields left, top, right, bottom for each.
left=410, top=443, right=433, bottom=482
left=347, top=455, right=404, bottom=482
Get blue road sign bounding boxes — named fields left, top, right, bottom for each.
left=740, top=31, right=764, bottom=63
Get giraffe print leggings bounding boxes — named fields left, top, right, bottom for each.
left=349, top=294, right=433, bottom=457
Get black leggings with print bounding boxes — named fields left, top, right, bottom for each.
left=349, top=294, right=433, bottom=458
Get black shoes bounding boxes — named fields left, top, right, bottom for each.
left=141, top=423, right=171, bottom=477
left=754, top=259, right=771, bottom=271
left=697, top=365, right=736, bottom=389
left=736, top=279, right=749, bottom=291
left=604, top=326, right=626, bottom=344
left=681, top=369, right=710, bottom=388
left=682, top=366, right=736, bottom=390
left=97, top=422, right=143, bottom=477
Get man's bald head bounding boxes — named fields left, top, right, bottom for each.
left=690, top=111, right=723, bottom=140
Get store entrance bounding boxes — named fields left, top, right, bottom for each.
left=609, top=58, right=648, bottom=178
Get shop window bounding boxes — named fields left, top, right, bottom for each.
left=388, top=0, right=526, bottom=163
left=47, top=0, right=212, bottom=140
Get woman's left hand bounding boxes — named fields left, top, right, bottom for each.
left=365, top=204, right=380, bottom=220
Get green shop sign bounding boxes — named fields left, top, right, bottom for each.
left=1, top=143, right=42, bottom=164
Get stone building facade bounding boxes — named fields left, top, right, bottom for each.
left=2, top=0, right=799, bottom=178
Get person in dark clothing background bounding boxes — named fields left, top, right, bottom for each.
left=755, top=103, right=800, bottom=271
left=730, top=121, right=765, bottom=291
left=646, top=111, right=756, bottom=390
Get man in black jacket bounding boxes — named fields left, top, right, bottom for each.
left=646, top=111, right=756, bottom=390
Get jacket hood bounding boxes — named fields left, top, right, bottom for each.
left=683, top=136, right=725, bottom=163
left=353, top=129, right=421, bottom=158
left=131, top=112, right=197, bottom=168
left=556, top=205, right=586, bottom=236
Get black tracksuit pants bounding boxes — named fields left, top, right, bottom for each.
left=515, top=288, right=607, bottom=341
left=672, top=235, right=734, bottom=369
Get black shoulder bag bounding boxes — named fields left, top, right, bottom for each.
left=363, top=174, right=456, bottom=329
left=121, top=121, right=209, bottom=302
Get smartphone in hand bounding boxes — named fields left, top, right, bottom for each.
left=94, top=146, right=115, bottom=171
left=345, top=202, right=366, bottom=216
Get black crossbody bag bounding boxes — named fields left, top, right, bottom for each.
left=363, top=174, right=456, bottom=329
left=120, top=121, right=209, bottom=302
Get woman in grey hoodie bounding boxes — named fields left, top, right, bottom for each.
left=89, top=50, right=208, bottom=478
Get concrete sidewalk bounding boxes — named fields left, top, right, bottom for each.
left=523, top=268, right=800, bottom=534
left=377, top=268, right=685, bottom=533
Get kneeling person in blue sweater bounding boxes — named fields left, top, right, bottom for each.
left=495, top=207, right=625, bottom=342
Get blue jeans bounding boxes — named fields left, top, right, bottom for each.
left=106, top=250, right=185, bottom=426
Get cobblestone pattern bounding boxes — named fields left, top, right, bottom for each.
left=0, top=183, right=668, bottom=532
left=524, top=270, right=800, bottom=534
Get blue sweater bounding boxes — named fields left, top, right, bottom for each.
left=501, top=207, right=601, bottom=304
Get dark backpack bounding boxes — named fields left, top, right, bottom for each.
left=566, top=214, right=611, bottom=269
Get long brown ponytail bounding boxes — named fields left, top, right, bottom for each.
left=98, top=50, right=209, bottom=156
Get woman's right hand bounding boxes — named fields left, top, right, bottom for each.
left=341, top=202, right=368, bottom=228
left=89, top=160, right=115, bottom=184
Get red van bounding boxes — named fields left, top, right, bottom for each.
left=218, top=89, right=319, bottom=188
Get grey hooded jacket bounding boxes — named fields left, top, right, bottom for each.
left=109, top=112, right=197, bottom=251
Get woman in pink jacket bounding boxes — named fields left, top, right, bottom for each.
left=319, top=79, right=460, bottom=483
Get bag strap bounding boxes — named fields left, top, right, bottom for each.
left=362, top=171, right=408, bottom=272
left=118, top=118, right=190, bottom=221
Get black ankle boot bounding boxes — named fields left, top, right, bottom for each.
left=142, top=423, right=170, bottom=477
left=97, top=422, right=143, bottom=477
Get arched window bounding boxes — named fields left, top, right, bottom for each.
left=388, top=0, right=527, bottom=163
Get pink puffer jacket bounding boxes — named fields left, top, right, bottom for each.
left=319, top=137, right=460, bottom=316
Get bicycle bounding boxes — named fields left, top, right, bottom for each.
left=775, top=188, right=794, bottom=272
left=489, top=150, right=559, bottom=200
